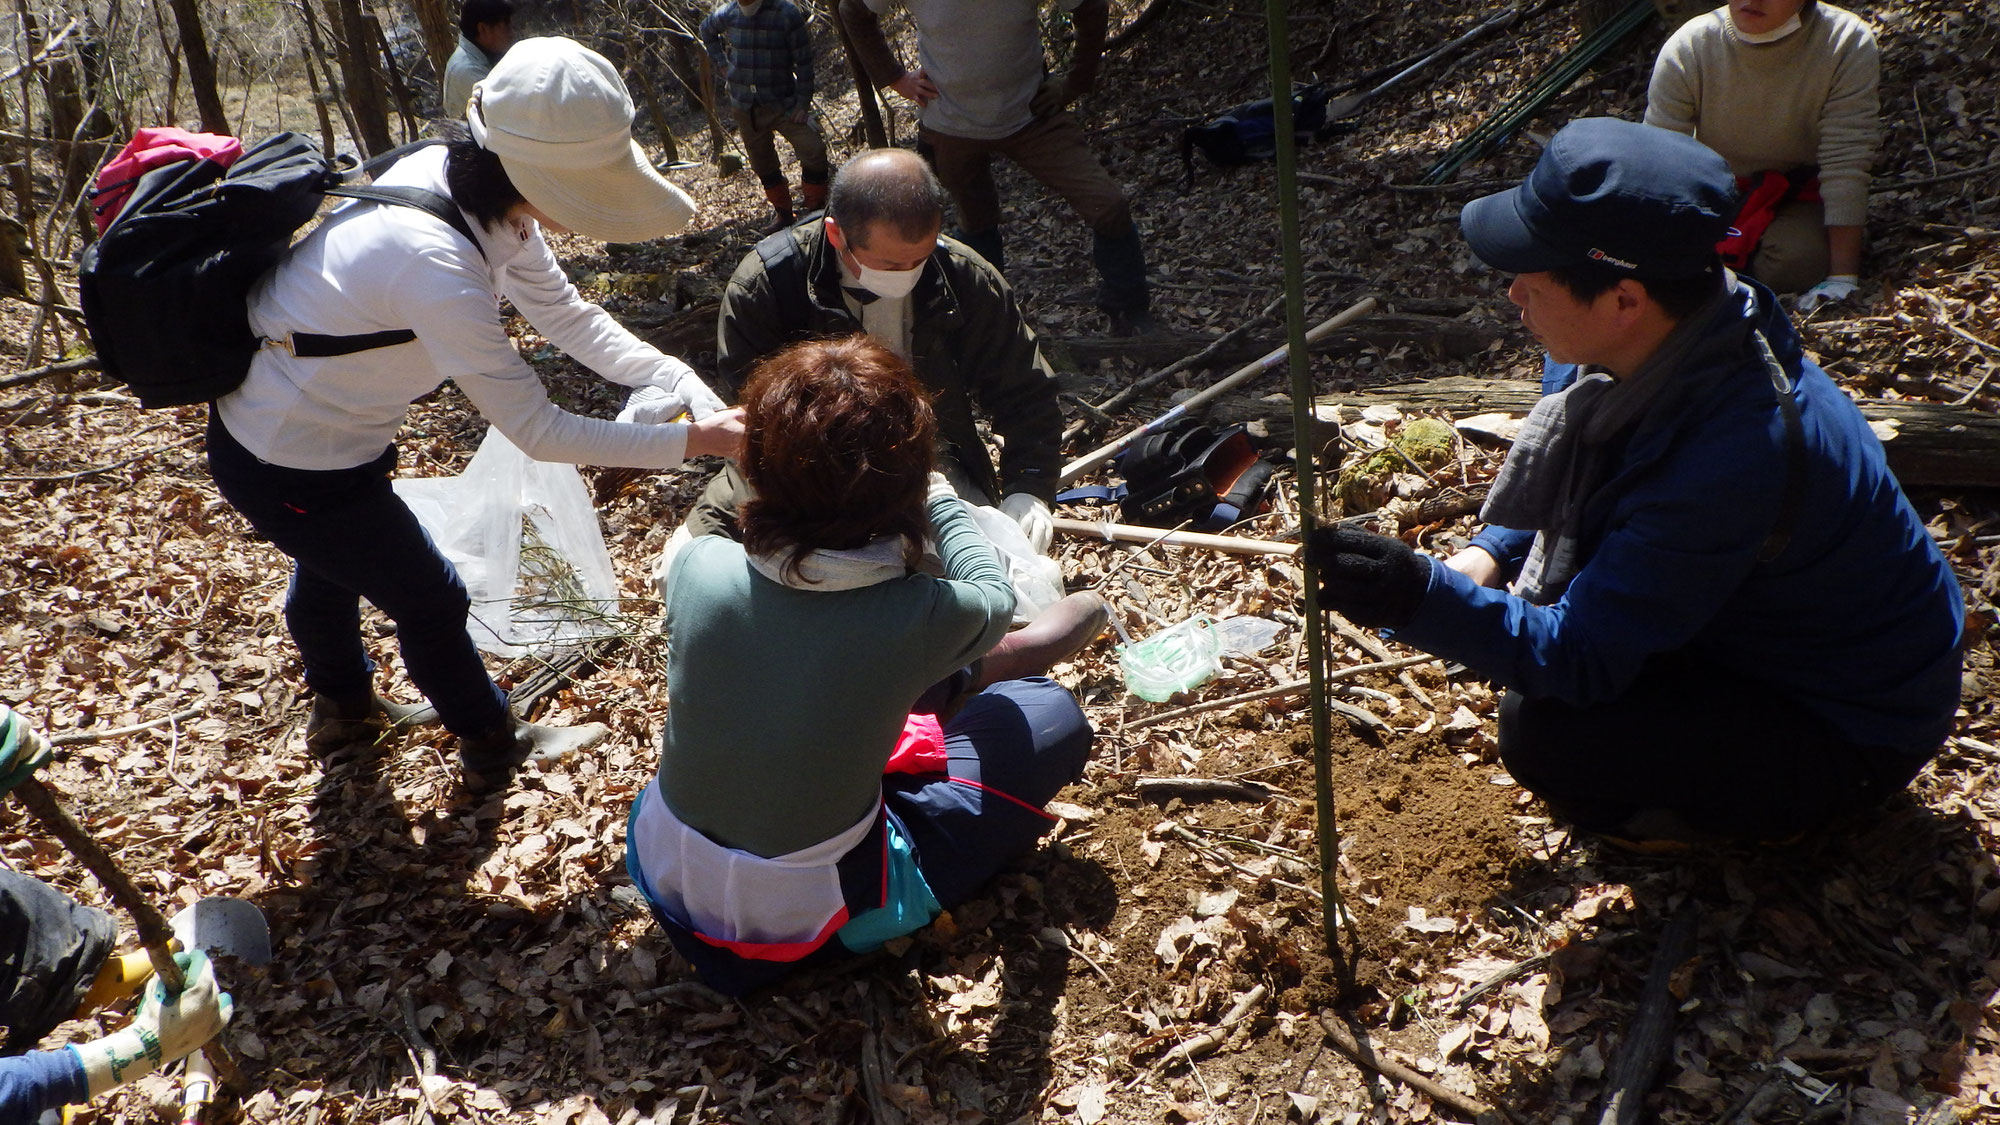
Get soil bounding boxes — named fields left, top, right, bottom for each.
left=3, top=0, right=1999, bottom=1123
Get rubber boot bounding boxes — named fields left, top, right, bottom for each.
left=306, top=692, right=441, bottom=756
left=458, top=716, right=609, bottom=790
left=972, top=593, right=1111, bottom=689
left=957, top=226, right=1008, bottom=275
left=761, top=183, right=796, bottom=235
left=1092, top=225, right=1154, bottom=335
left=798, top=180, right=828, bottom=215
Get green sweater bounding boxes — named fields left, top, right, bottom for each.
left=657, top=493, right=1015, bottom=857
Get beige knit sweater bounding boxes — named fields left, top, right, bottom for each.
left=1644, top=3, right=1881, bottom=227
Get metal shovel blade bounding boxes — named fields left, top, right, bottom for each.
left=169, top=897, right=273, bottom=967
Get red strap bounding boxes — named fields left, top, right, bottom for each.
left=1716, top=169, right=1821, bottom=270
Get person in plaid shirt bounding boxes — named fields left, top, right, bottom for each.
left=700, top=0, right=830, bottom=233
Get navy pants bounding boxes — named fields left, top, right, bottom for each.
left=1498, top=653, right=1936, bottom=841
left=205, top=411, right=509, bottom=736
left=888, top=677, right=1095, bottom=909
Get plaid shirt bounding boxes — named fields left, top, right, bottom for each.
left=699, top=0, right=815, bottom=112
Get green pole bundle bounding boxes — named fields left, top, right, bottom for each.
left=1264, top=0, right=1346, bottom=952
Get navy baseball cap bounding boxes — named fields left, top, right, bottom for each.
left=1460, top=117, right=1741, bottom=279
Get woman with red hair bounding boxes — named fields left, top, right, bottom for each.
left=625, top=334, right=1103, bottom=994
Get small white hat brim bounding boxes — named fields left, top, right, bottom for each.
left=501, top=139, right=697, bottom=243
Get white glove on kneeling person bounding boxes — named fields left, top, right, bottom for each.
left=999, top=492, right=1055, bottom=554
left=72, top=950, right=233, bottom=1097
left=1794, top=274, right=1858, bottom=313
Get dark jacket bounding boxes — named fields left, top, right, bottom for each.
left=715, top=217, right=1062, bottom=504
left=1399, top=277, right=1963, bottom=753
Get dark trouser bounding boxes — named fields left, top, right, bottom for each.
left=205, top=411, right=509, bottom=736
left=1498, top=653, right=1936, bottom=842
left=887, top=677, right=1094, bottom=908
left=922, top=113, right=1149, bottom=316
left=0, top=870, right=115, bottom=1051
left=732, top=102, right=830, bottom=188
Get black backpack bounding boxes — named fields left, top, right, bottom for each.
left=1180, top=85, right=1332, bottom=185
left=78, top=132, right=483, bottom=409
left=1058, top=418, right=1278, bottom=532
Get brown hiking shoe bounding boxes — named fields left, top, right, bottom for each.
left=306, top=693, right=439, bottom=756
left=458, top=717, right=608, bottom=790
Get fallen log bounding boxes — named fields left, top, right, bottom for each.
left=1199, top=375, right=2000, bottom=491
left=1596, top=904, right=1702, bottom=1125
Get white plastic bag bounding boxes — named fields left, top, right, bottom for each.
left=394, top=429, right=620, bottom=656
left=966, top=502, right=1065, bottom=624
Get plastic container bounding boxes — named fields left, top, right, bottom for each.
left=1118, top=615, right=1223, bottom=702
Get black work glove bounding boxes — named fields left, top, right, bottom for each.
left=1302, top=526, right=1433, bottom=629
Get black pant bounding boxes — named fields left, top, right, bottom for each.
left=1497, top=653, right=1935, bottom=841
left=0, top=870, right=115, bottom=1051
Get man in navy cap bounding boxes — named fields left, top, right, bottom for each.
left=1305, top=117, right=1962, bottom=847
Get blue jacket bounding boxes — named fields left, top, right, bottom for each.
left=1395, top=279, right=1962, bottom=753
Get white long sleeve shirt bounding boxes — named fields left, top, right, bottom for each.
left=219, top=145, right=707, bottom=471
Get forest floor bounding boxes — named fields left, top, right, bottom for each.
left=3, top=0, right=1999, bottom=1123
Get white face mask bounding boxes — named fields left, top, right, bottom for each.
left=855, top=262, right=923, bottom=299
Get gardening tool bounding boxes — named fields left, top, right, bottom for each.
left=1323, top=6, right=1522, bottom=121
left=6, top=776, right=248, bottom=1089
left=1059, top=296, right=1377, bottom=485
left=170, top=897, right=272, bottom=1125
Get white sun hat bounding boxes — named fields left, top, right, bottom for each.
left=468, top=36, right=696, bottom=243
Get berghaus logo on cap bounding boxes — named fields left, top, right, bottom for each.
left=1588, top=248, right=1638, bottom=270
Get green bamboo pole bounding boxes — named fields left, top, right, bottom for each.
left=1264, top=0, right=1346, bottom=953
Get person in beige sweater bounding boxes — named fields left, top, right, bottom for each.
left=1645, top=0, right=1880, bottom=310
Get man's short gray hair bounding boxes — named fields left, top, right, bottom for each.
left=828, top=150, right=947, bottom=246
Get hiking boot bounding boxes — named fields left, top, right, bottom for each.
left=799, top=181, right=829, bottom=214
left=458, top=717, right=609, bottom=790
left=305, top=693, right=440, bottom=756
left=973, top=593, right=1111, bottom=689
left=761, top=183, right=795, bottom=235
left=1105, top=307, right=1161, bottom=338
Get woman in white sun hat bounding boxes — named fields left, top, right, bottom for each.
left=207, top=36, right=741, bottom=790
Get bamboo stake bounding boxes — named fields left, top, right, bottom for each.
left=1265, top=0, right=1351, bottom=956
left=1057, top=295, right=1378, bottom=484
left=1054, top=516, right=1298, bottom=557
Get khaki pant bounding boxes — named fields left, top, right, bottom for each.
left=734, top=102, right=829, bottom=188
left=921, top=112, right=1133, bottom=237
left=1748, top=198, right=1831, bottom=296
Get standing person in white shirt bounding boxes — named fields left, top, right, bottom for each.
left=443, top=0, right=516, bottom=118
left=207, top=37, right=743, bottom=788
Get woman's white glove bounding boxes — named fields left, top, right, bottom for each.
left=618, top=361, right=726, bottom=424
left=73, top=950, right=234, bottom=1097
left=999, top=492, right=1054, bottom=553
left=1794, top=275, right=1858, bottom=313
left=927, top=471, right=959, bottom=505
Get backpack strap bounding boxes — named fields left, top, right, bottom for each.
left=1753, top=329, right=1806, bottom=563
left=282, top=183, right=489, bottom=359
left=753, top=224, right=814, bottom=338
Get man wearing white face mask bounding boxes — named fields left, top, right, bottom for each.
left=677, top=149, right=1064, bottom=561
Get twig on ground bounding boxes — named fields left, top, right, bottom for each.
left=0, top=355, right=99, bottom=390
left=398, top=991, right=440, bottom=1125
left=1124, top=654, right=1432, bottom=730
left=1328, top=614, right=1436, bottom=712
left=1135, top=776, right=1278, bottom=803
left=49, top=706, right=203, bottom=745
left=1320, top=1013, right=1516, bottom=1124
left=1448, top=951, right=1553, bottom=1015
left=1596, top=903, right=1702, bottom=1125
left=1156, top=984, right=1268, bottom=1069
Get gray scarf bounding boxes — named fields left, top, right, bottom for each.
left=747, top=536, right=911, bottom=591
left=1481, top=278, right=1754, bottom=604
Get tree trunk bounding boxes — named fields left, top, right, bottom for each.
left=296, top=0, right=364, bottom=153
left=1208, top=375, right=2000, bottom=491
left=409, top=0, right=456, bottom=86
left=164, top=0, right=229, bottom=133
left=367, top=11, right=420, bottom=144
left=827, top=0, right=887, bottom=147
left=322, top=0, right=392, bottom=155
